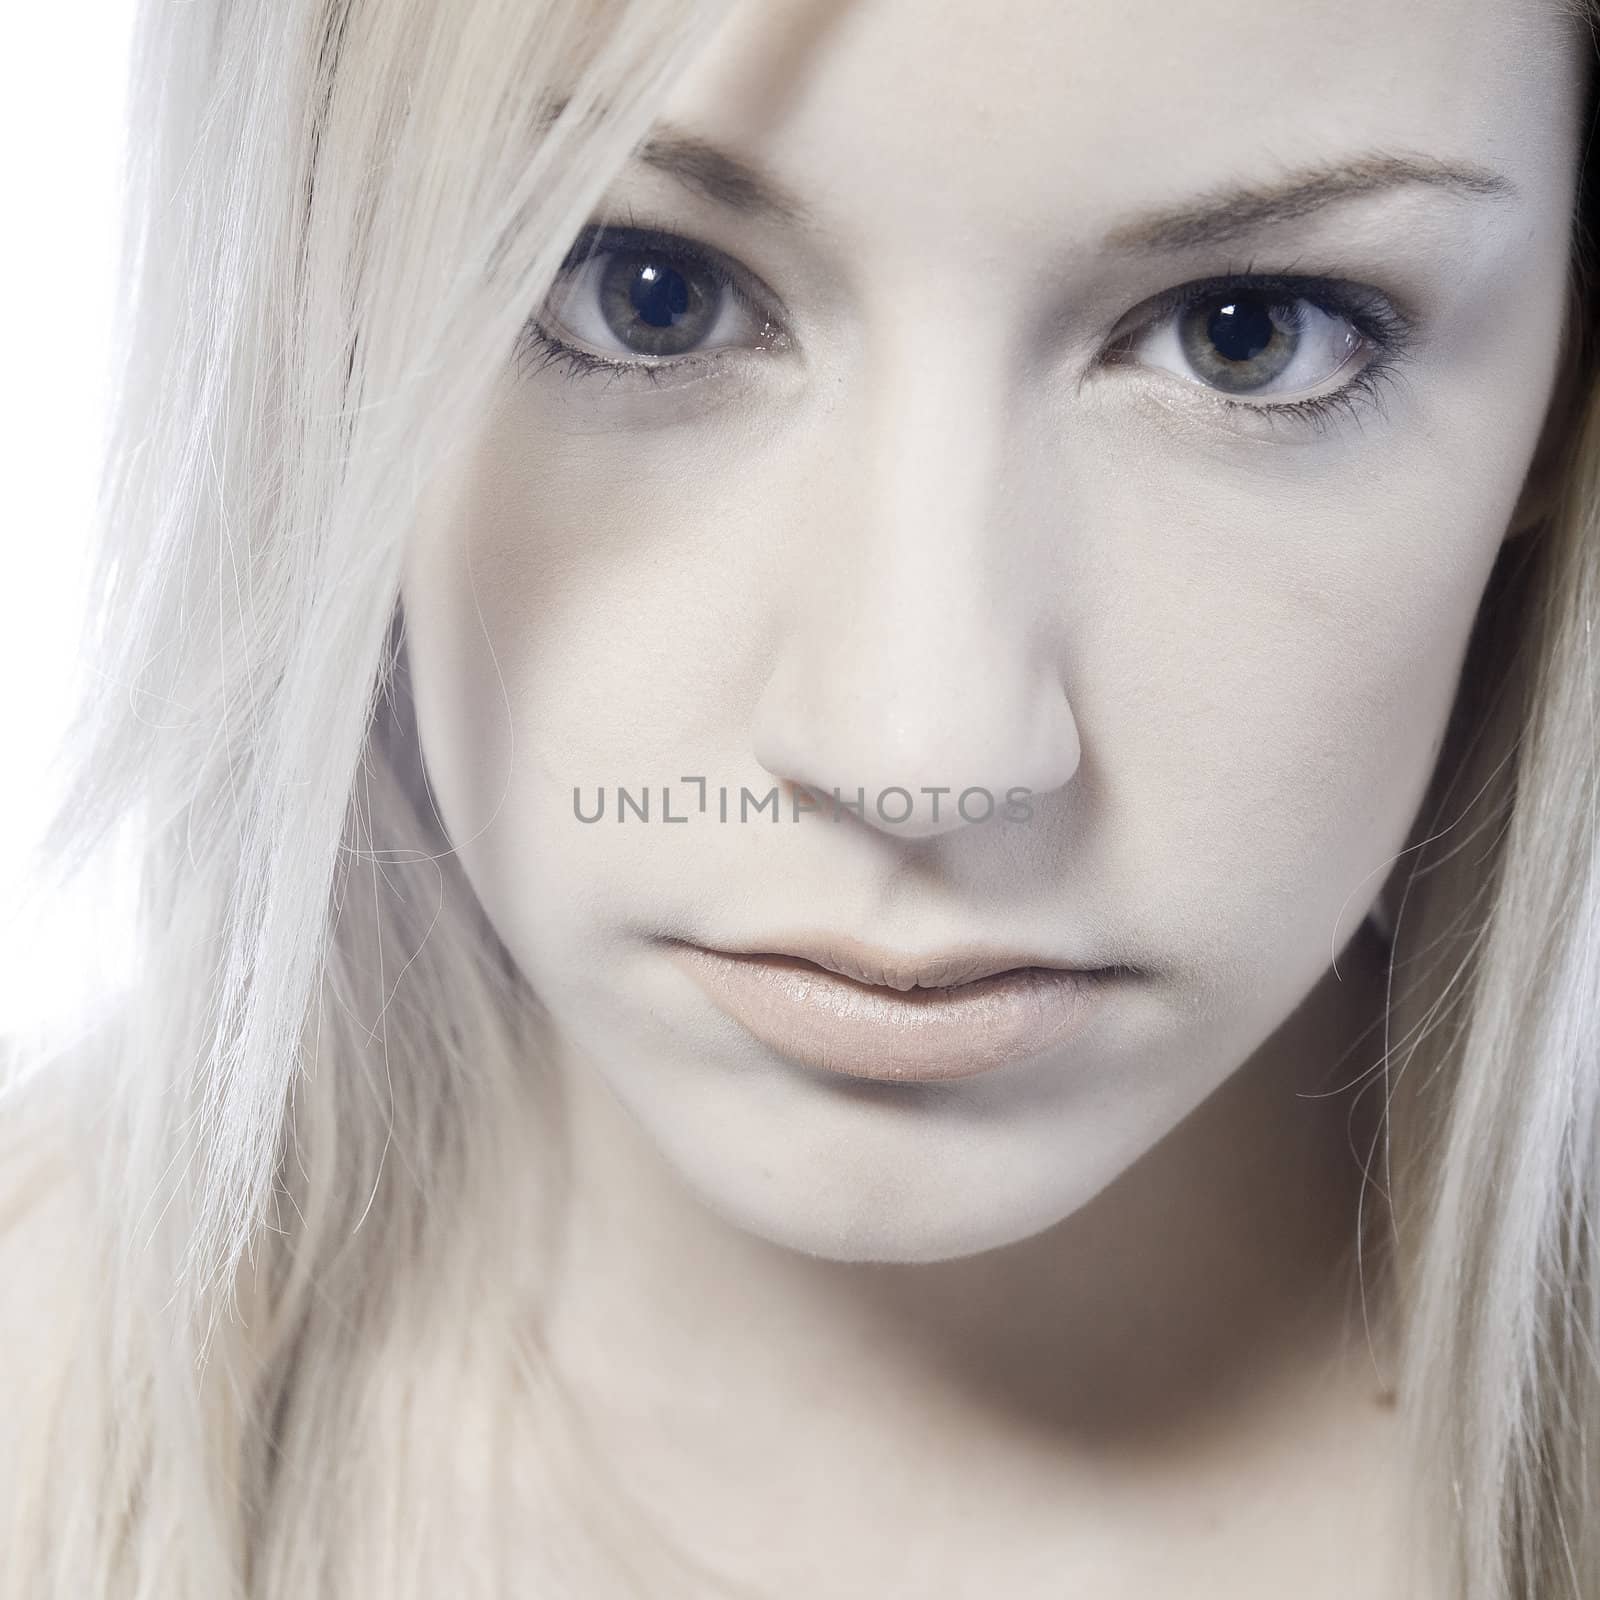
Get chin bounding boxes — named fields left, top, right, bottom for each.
left=664, top=1138, right=1097, bottom=1265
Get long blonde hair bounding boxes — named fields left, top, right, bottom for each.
left=3, top=1, right=1599, bottom=1594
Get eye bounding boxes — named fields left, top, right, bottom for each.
left=1139, top=291, right=1359, bottom=396
left=1108, top=272, right=1416, bottom=419
left=524, top=224, right=784, bottom=380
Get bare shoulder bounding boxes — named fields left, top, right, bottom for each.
left=0, top=1033, right=113, bottom=1585
left=0, top=1035, right=100, bottom=1323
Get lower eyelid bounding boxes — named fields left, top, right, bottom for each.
left=515, top=321, right=775, bottom=396
left=1102, top=344, right=1407, bottom=442
left=1195, top=357, right=1407, bottom=437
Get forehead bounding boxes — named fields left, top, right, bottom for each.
left=657, top=0, right=1583, bottom=241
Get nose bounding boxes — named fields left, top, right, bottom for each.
left=750, top=303, right=1081, bottom=842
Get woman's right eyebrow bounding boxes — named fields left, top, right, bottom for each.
left=631, top=124, right=1516, bottom=255
left=633, top=125, right=815, bottom=227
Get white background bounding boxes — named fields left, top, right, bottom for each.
left=0, top=6, right=138, bottom=1035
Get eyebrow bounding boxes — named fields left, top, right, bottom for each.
left=629, top=126, right=1514, bottom=248
left=1102, top=151, right=1516, bottom=251
left=634, top=127, right=814, bottom=226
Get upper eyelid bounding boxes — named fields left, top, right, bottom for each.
left=554, top=222, right=1414, bottom=348
left=1113, top=268, right=1418, bottom=349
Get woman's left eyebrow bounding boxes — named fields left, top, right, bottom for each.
left=1100, top=150, right=1516, bottom=253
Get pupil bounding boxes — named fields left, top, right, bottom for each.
left=630, top=262, right=691, bottom=329
left=1207, top=299, right=1275, bottom=363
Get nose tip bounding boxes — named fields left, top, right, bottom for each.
left=753, top=668, right=1081, bottom=840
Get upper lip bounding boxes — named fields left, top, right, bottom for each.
left=676, top=933, right=1108, bottom=992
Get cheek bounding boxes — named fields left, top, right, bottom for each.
left=1057, top=415, right=1519, bottom=1000
left=418, top=437, right=781, bottom=813
left=399, top=396, right=789, bottom=982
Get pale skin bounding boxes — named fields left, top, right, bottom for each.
left=400, top=0, right=1587, bottom=1592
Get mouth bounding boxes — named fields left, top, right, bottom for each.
left=660, top=937, right=1124, bottom=1084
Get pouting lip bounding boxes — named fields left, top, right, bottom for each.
left=660, top=933, right=1115, bottom=993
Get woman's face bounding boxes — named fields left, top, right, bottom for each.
left=403, top=0, right=1584, bottom=1261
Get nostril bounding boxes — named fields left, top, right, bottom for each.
left=753, top=745, right=1080, bottom=842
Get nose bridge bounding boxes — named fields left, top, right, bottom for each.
left=751, top=287, right=1080, bottom=840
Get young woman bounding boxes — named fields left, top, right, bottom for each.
left=4, top=0, right=1598, bottom=1594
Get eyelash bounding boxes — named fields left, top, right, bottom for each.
left=516, top=223, right=774, bottom=389
left=516, top=225, right=1417, bottom=436
left=1105, top=265, right=1416, bottom=436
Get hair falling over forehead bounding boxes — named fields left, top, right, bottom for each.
left=0, top=1, right=1598, bottom=1597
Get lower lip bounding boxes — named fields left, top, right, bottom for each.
left=664, top=945, right=1115, bottom=1083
